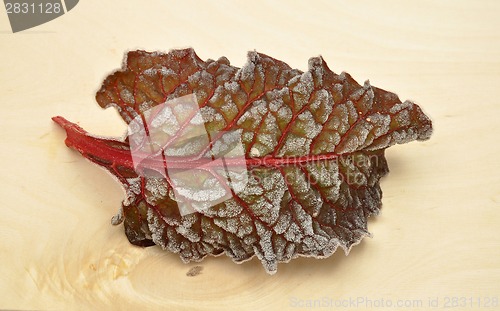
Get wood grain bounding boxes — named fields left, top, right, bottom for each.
left=1, top=1, right=499, bottom=310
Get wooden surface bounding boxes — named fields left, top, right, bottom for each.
left=1, top=1, right=499, bottom=310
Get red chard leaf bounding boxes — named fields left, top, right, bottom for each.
left=53, top=49, right=432, bottom=274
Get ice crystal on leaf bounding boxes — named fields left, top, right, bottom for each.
left=53, top=49, right=432, bottom=274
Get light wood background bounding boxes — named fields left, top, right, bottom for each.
left=1, top=1, right=499, bottom=310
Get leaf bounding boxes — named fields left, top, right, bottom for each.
left=53, top=49, right=432, bottom=274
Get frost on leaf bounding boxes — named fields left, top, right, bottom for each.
left=52, top=48, right=432, bottom=274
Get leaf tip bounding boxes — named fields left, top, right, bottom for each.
left=307, top=55, right=329, bottom=71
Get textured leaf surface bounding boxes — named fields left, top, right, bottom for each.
left=53, top=49, right=432, bottom=274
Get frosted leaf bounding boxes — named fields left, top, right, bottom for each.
left=55, top=48, right=433, bottom=275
